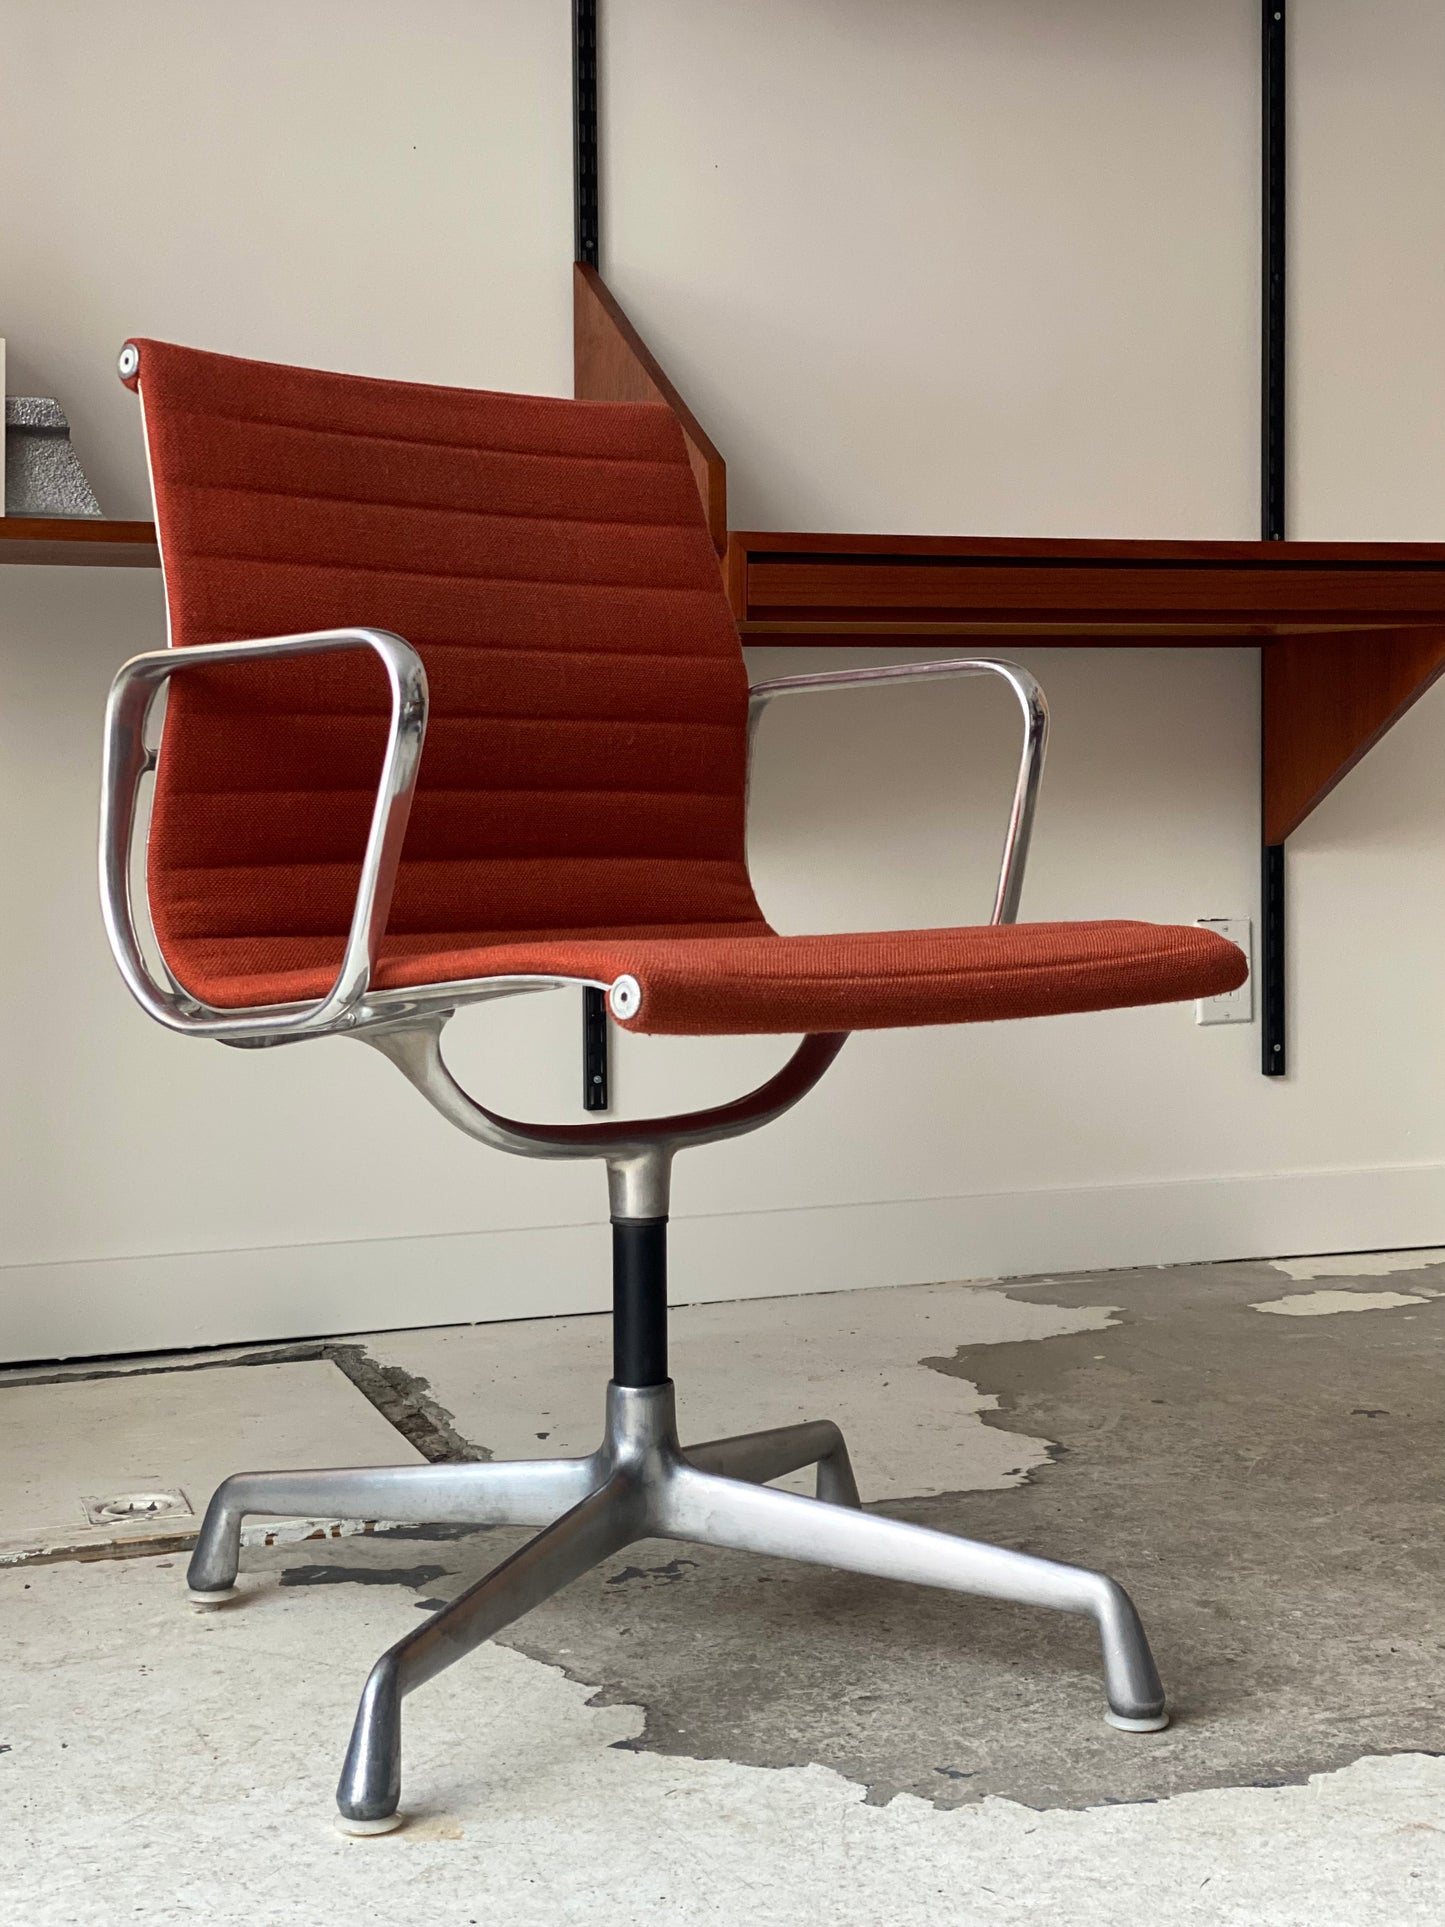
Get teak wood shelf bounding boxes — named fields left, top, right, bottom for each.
left=7, top=282, right=1442, bottom=947
left=574, top=266, right=1445, bottom=850
left=723, top=530, right=1445, bottom=844
left=9, top=293, right=1444, bottom=849
left=0, top=516, right=159, bottom=568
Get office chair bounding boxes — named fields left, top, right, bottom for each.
left=100, top=339, right=1246, bottom=1831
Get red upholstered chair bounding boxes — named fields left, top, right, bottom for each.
left=100, top=339, right=1245, bottom=1831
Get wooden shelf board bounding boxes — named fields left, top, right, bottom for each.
left=12, top=274, right=1442, bottom=853
left=738, top=622, right=1408, bottom=647
left=727, top=532, right=1445, bottom=634
left=0, top=517, right=159, bottom=568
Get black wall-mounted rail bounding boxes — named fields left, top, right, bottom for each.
left=573, top=0, right=600, bottom=271
left=573, top=0, right=610, bottom=1110
left=583, top=978, right=611, bottom=1112
left=1260, top=1, right=1287, bottom=1076
left=1260, top=2, right=1287, bottom=547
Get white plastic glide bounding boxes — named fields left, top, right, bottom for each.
left=187, top=1585, right=240, bottom=1611
left=336, top=1813, right=406, bottom=1838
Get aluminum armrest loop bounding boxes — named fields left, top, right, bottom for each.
left=747, top=657, right=1048, bottom=924
left=98, top=627, right=428, bottom=1040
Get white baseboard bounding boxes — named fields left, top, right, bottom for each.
left=4, top=1160, right=1443, bottom=1365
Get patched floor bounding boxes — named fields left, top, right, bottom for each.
left=3, top=1251, right=1444, bottom=1923
left=355, top=1278, right=1123, bottom=1502
left=0, top=1355, right=425, bottom=1565
left=347, top=1255, right=1445, bottom=1813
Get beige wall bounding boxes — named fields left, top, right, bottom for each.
left=1, top=0, right=1442, bottom=1361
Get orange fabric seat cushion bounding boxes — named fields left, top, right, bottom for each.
left=172, top=918, right=1247, bottom=1036
left=125, top=337, right=1247, bottom=1039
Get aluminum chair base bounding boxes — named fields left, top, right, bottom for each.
left=185, top=1377, right=1168, bottom=1832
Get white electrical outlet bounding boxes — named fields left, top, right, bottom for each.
left=1195, top=918, right=1253, bottom=1025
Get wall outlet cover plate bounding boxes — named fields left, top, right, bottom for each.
left=1196, top=918, right=1254, bottom=1025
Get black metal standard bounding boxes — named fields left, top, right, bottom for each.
left=582, top=979, right=610, bottom=1111
left=573, top=0, right=610, bottom=1107
left=1260, top=1, right=1288, bottom=1076
left=1261, top=4, right=1287, bottom=546
left=572, top=0, right=600, bottom=270
left=1261, top=842, right=1286, bottom=1075
left=611, top=1217, right=670, bottom=1386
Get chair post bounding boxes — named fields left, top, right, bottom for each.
left=611, top=1216, right=669, bottom=1387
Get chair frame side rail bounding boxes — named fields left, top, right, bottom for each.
left=100, top=633, right=1168, bottom=1836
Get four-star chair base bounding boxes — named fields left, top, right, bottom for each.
left=188, top=1366, right=1168, bottom=1833
left=182, top=1037, right=1171, bottom=1836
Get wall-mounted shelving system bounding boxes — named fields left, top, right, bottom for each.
left=8, top=6, right=1444, bottom=1091
left=572, top=1, right=1445, bottom=1079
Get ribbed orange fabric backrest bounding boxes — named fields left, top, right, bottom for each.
left=125, top=340, right=766, bottom=995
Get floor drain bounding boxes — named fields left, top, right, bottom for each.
left=81, top=1488, right=194, bottom=1527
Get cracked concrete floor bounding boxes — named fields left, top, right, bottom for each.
left=3, top=1253, right=1445, bottom=1922
left=356, top=1254, right=1445, bottom=1813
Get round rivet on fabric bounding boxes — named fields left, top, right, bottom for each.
left=608, top=975, right=642, bottom=1021
left=117, top=343, right=140, bottom=380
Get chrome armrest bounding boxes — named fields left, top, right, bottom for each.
left=99, top=627, right=428, bottom=1040
left=747, top=658, right=1048, bottom=924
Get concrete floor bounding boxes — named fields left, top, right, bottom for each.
left=3, top=1253, right=1444, bottom=1923
left=0, top=1357, right=424, bottom=1565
